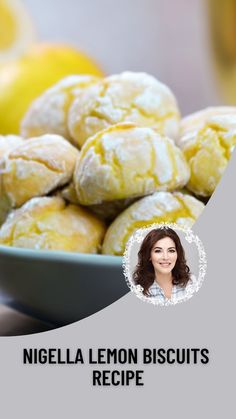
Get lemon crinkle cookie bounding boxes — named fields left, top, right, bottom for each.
left=102, top=191, right=204, bottom=255
left=179, top=109, right=236, bottom=197
left=0, top=197, right=106, bottom=253
left=21, top=75, right=100, bottom=141
left=68, top=71, right=180, bottom=148
left=0, top=135, right=25, bottom=224
left=59, top=182, right=136, bottom=221
left=0, top=134, right=79, bottom=208
left=180, top=106, right=236, bottom=137
left=74, top=123, right=190, bottom=205
left=0, top=135, right=24, bottom=159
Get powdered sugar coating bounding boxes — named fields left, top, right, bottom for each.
left=0, top=196, right=106, bottom=253
left=179, top=110, right=236, bottom=196
left=0, top=135, right=25, bottom=160
left=68, top=71, right=180, bottom=148
left=74, top=123, right=189, bottom=205
left=59, top=182, right=137, bottom=221
left=102, top=191, right=204, bottom=255
left=21, top=75, right=100, bottom=142
left=180, top=106, right=236, bottom=139
left=0, top=134, right=79, bottom=207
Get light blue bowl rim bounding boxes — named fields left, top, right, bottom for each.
left=0, top=245, right=122, bottom=267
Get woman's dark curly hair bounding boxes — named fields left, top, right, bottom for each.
left=133, top=227, right=191, bottom=296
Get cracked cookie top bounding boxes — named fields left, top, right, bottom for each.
left=74, top=123, right=189, bottom=205
left=180, top=106, right=236, bottom=138
left=68, top=71, right=180, bottom=148
left=21, top=75, right=100, bottom=142
left=0, top=134, right=79, bottom=208
left=0, top=196, right=106, bottom=253
left=102, top=191, right=205, bottom=255
left=0, top=135, right=25, bottom=160
left=179, top=110, right=236, bottom=196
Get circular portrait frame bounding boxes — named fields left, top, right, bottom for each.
left=122, top=222, right=207, bottom=306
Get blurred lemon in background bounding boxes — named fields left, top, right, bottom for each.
left=0, top=43, right=104, bottom=134
left=0, top=0, right=34, bottom=63
left=0, top=0, right=103, bottom=135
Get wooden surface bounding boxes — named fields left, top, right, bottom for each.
left=0, top=303, right=53, bottom=336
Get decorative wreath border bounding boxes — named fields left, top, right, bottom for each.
left=122, top=222, right=207, bottom=306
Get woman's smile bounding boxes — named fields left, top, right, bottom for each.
left=150, top=237, right=178, bottom=274
left=133, top=227, right=192, bottom=299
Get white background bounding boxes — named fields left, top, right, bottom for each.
left=23, top=0, right=221, bottom=114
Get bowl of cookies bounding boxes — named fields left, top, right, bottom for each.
left=0, top=71, right=234, bottom=325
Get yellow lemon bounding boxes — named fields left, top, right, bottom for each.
left=0, top=43, right=104, bottom=134
left=0, top=0, right=34, bottom=62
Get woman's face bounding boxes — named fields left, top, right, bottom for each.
left=150, top=237, right=177, bottom=274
